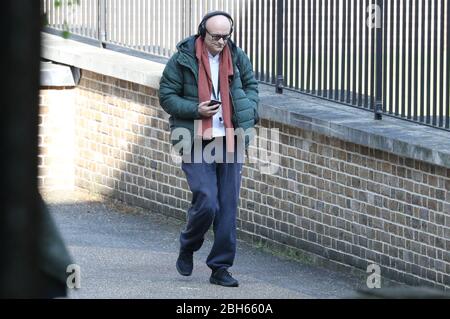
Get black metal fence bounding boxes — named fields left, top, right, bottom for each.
left=42, top=0, right=450, bottom=131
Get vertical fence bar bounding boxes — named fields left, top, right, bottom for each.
left=420, top=0, right=425, bottom=121
left=284, top=0, right=289, bottom=89
left=126, top=0, right=130, bottom=48
left=447, top=0, right=450, bottom=128
left=125, top=0, right=129, bottom=48
left=84, top=0, right=88, bottom=36
left=346, top=0, right=351, bottom=103
left=118, top=0, right=122, bottom=44
left=132, top=0, right=136, bottom=49
left=91, top=0, right=95, bottom=38
left=255, top=0, right=260, bottom=80
left=173, top=0, right=177, bottom=55
left=244, top=0, right=249, bottom=58
left=189, top=0, right=193, bottom=40
left=308, top=0, right=312, bottom=92
left=238, top=0, right=243, bottom=48
left=311, top=0, right=316, bottom=94
left=295, top=0, right=300, bottom=90
left=400, top=0, right=406, bottom=117
left=329, top=0, right=334, bottom=98
left=323, top=0, right=328, bottom=97
left=340, top=0, right=346, bottom=102
left=98, top=0, right=106, bottom=47
left=85, top=0, right=89, bottom=37
left=66, top=0, right=71, bottom=34
left=161, top=0, right=165, bottom=56
left=426, top=0, right=431, bottom=124
left=136, top=0, right=140, bottom=51
left=334, top=0, right=340, bottom=100
left=107, top=0, right=111, bottom=43
left=260, top=0, right=265, bottom=81
left=317, top=0, right=322, bottom=95
left=166, top=0, right=169, bottom=56
left=141, top=0, right=145, bottom=52
left=413, top=0, right=418, bottom=121
left=364, top=0, right=370, bottom=108
left=307, top=0, right=312, bottom=93
left=290, top=0, right=295, bottom=88
left=85, top=0, right=88, bottom=37
left=46, top=0, right=50, bottom=27
left=367, top=0, right=371, bottom=108
left=374, top=0, right=383, bottom=119
left=370, top=0, right=375, bottom=110
left=250, top=0, right=254, bottom=79
left=432, top=0, right=438, bottom=126
left=382, top=0, right=388, bottom=114
left=150, top=0, right=154, bottom=54
left=351, top=0, right=357, bottom=104
left=358, top=0, right=363, bottom=106
left=265, top=0, right=271, bottom=83
left=56, top=0, right=60, bottom=31
left=144, top=0, right=148, bottom=52
left=407, top=0, right=412, bottom=120
left=276, top=0, right=284, bottom=93
left=392, top=0, right=398, bottom=113
left=271, top=0, right=276, bottom=84
left=159, top=0, right=163, bottom=56
left=439, top=0, right=444, bottom=127
left=302, top=0, right=307, bottom=92
left=78, top=0, right=81, bottom=36
left=169, top=0, right=172, bottom=55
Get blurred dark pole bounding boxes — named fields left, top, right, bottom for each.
left=275, top=0, right=283, bottom=94
left=374, top=0, right=383, bottom=120
left=0, top=0, right=44, bottom=297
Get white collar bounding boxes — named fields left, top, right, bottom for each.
left=208, top=51, right=220, bottom=62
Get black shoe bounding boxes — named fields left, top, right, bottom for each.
left=176, top=250, right=193, bottom=276
left=210, top=269, right=239, bottom=287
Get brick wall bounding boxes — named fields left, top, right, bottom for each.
left=39, top=69, right=450, bottom=291
left=39, top=87, right=76, bottom=190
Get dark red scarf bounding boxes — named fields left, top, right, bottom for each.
left=195, top=37, right=235, bottom=153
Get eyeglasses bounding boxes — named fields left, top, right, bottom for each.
left=206, top=29, right=231, bottom=42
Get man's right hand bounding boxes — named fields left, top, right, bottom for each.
left=198, top=100, right=221, bottom=118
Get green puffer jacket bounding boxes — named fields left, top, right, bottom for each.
left=158, top=35, right=259, bottom=152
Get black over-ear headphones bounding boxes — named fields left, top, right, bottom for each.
left=197, top=11, right=234, bottom=38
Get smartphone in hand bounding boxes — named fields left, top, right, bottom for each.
left=208, top=99, right=221, bottom=110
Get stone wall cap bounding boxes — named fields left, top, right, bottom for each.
left=41, top=32, right=165, bottom=89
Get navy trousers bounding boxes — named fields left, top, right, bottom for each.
left=180, top=137, right=243, bottom=272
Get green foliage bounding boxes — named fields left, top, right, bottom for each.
left=62, top=21, right=70, bottom=39
left=50, top=0, right=80, bottom=39
left=54, top=0, right=80, bottom=7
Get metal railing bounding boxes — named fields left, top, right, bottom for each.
left=42, top=0, right=450, bottom=131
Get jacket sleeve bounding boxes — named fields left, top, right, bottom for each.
left=237, top=49, right=260, bottom=124
left=158, top=54, right=201, bottom=120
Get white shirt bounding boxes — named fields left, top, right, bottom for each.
left=208, top=51, right=226, bottom=137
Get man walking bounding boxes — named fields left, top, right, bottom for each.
left=159, top=11, right=259, bottom=287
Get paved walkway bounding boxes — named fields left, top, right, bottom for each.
left=43, top=190, right=376, bottom=299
